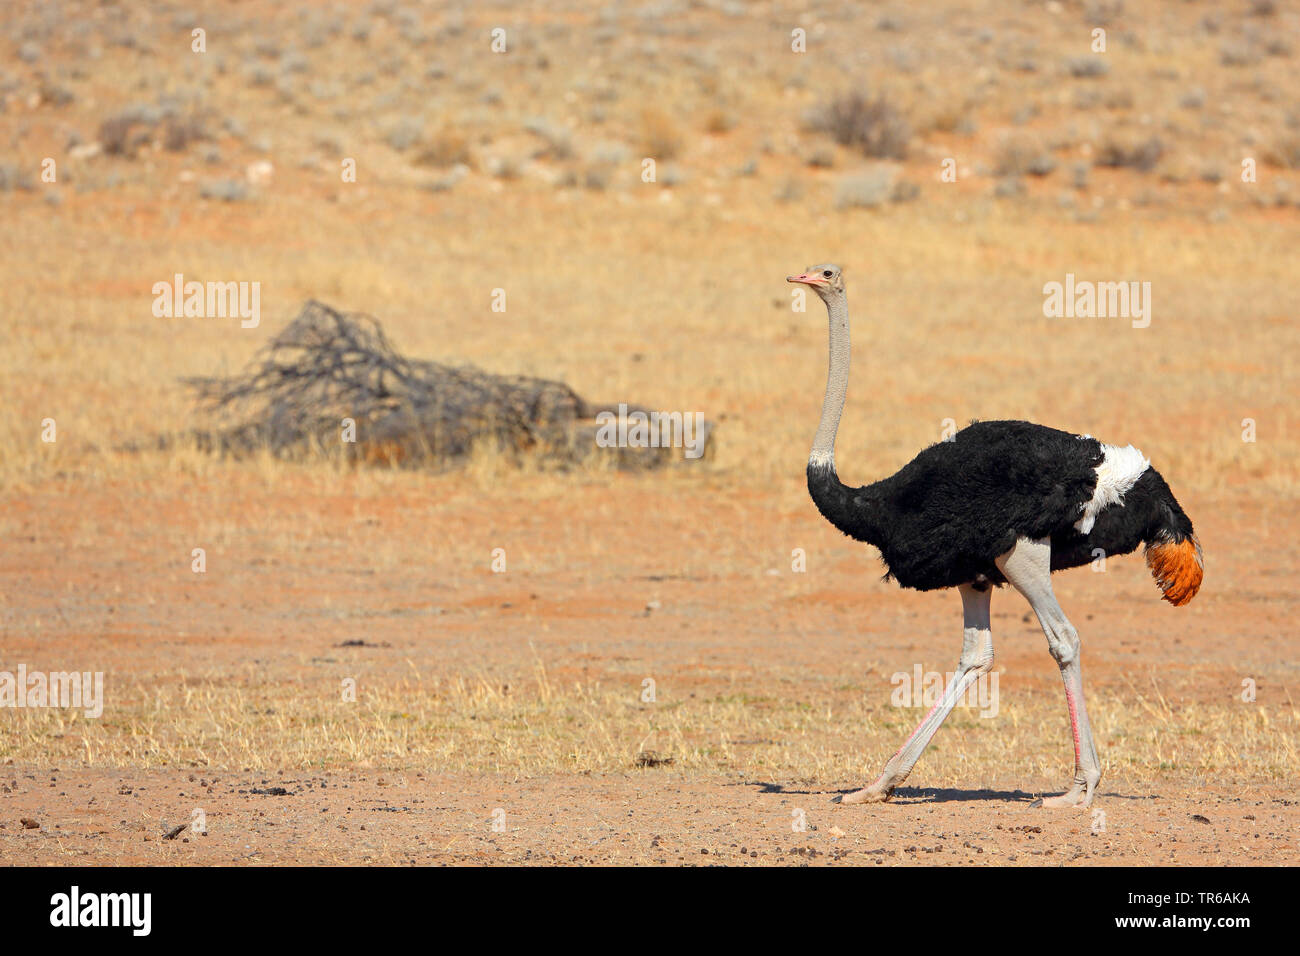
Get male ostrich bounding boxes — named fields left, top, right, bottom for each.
left=788, top=264, right=1202, bottom=808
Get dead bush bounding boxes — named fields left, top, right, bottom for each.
left=177, top=302, right=712, bottom=470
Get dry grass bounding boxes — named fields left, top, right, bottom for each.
left=638, top=107, right=683, bottom=161
left=411, top=127, right=472, bottom=168
left=3, top=670, right=1295, bottom=787
left=3, top=200, right=1295, bottom=496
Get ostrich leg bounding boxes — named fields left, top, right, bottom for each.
left=837, top=583, right=994, bottom=804
left=996, top=537, right=1101, bottom=808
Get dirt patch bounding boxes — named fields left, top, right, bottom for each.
left=4, top=768, right=1296, bottom=866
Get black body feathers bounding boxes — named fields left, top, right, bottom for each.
left=807, top=419, right=1195, bottom=591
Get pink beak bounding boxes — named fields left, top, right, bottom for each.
left=787, top=272, right=825, bottom=286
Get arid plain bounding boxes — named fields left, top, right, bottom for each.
left=1, top=0, right=1297, bottom=864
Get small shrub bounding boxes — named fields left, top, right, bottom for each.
left=1219, top=41, right=1259, bottom=67
left=422, top=165, right=467, bottom=192
left=1072, top=88, right=1102, bottom=110
left=1104, top=87, right=1134, bottom=110
left=927, top=103, right=975, bottom=134
left=1095, top=133, right=1165, bottom=171
left=246, top=64, right=275, bottom=87
left=994, top=176, right=1026, bottom=198
left=199, top=179, right=250, bottom=201
left=805, top=146, right=835, bottom=168
left=99, top=113, right=144, bottom=156
left=1264, top=37, right=1292, bottom=58
left=0, top=162, right=35, bottom=191
left=1263, top=135, right=1300, bottom=169
left=1012, top=104, right=1041, bottom=124
left=1158, top=157, right=1190, bottom=183
left=279, top=51, right=310, bottom=74
left=385, top=118, right=423, bottom=152
left=811, top=91, right=910, bottom=160
left=995, top=134, right=1055, bottom=177
left=891, top=180, right=920, bottom=202
left=486, top=154, right=521, bottom=180
left=523, top=117, right=573, bottom=160
left=774, top=177, right=803, bottom=203
left=163, top=114, right=209, bottom=152
left=639, top=107, right=682, bottom=160
left=1066, top=56, right=1109, bottom=78
left=703, top=108, right=736, bottom=135
left=412, top=128, right=470, bottom=167
left=1084, top=0, right=1123, bottom=26
left=583, top=164, right=612, bottom=190
left=1026, top=153, right=1058, bottom=176
left=38, top=78, right=75, bottom=107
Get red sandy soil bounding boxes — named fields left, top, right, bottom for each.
left=3, top=769, right=1296, bottom=866
left=1, top=475, right=1297, bottom=866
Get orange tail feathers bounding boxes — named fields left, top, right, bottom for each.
left=1145, top=536, right=1203, bottom=606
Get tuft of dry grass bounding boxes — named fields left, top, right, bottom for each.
left=638, top=107, right=682, bottom=160
left=411, top=127, right=471, bottom=168
left=702, top=107, right=736, bottom=135
left=1262, top=134, right=1300, bottom=169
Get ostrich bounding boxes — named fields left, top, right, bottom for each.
left=788, top=264, right=1203, bottom=808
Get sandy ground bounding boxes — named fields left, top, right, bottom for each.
left=5, top=770, right=1294, bottom=868
left=4, top=769, right=1296, bottom=866
left=2, top=477, right=1296, bottom=866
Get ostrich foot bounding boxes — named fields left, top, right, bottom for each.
left=1031, top=773, right=1098, bottom=809
left=834, top=784, right=894, bottom=805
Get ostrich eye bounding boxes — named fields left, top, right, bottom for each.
left=823, top=270, right=832, bottom=278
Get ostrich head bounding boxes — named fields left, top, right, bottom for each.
left=787, top=264, right=845, bottom=300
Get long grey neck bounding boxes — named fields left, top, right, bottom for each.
left=810, top=292, right=849, bottom=470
